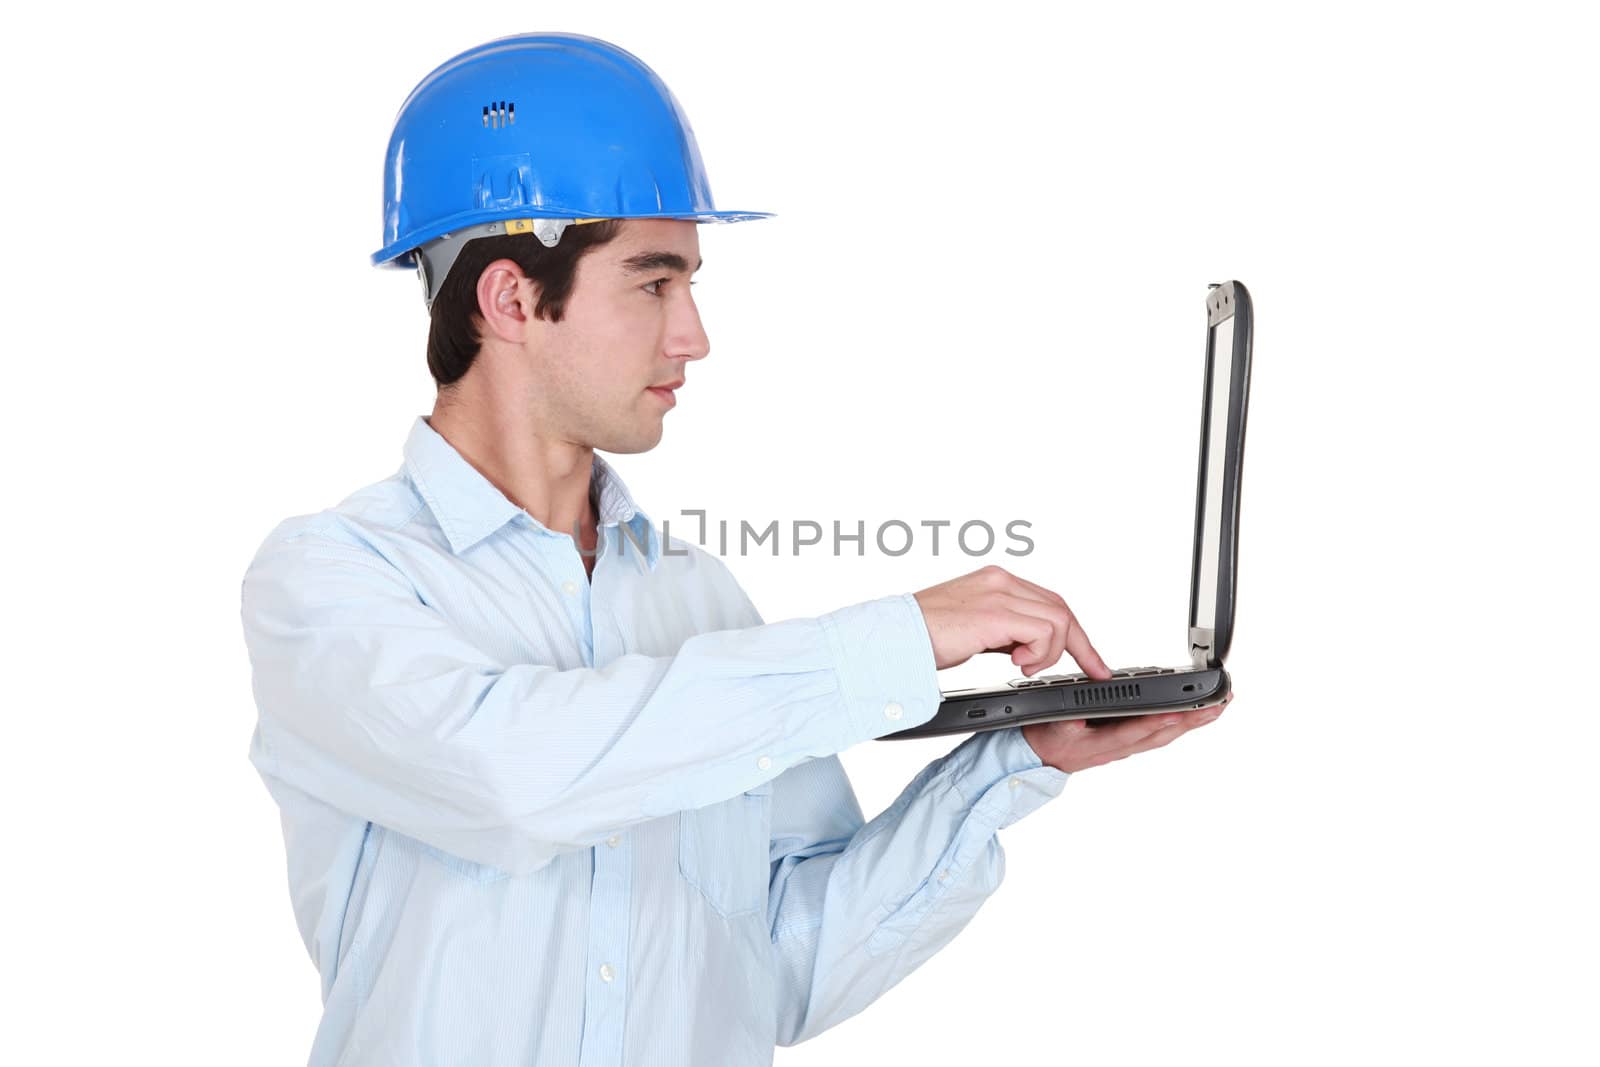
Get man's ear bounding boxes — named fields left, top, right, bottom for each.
left=477, top=259, right=534, bottom=341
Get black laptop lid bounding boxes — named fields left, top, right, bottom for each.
left=1187, top=281, right=1253, bottom=668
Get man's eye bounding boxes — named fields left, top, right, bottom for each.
left=643, top=278, right=697, bottom=297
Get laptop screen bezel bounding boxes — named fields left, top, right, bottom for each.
left=1187, top=280, right=1253, bottom=668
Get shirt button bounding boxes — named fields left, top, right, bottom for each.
left=756, top=755, right=772, bottom=771
left=606, top=835, right=620, bottom=848
left=1009, top=777, right=1022, bottom=789
left=937, top=869, right=950, bottom=882
left=561, top=580, right=579, bottom=596
left=884, top=701, right=904, bottom=721
left=599, top=963, right=615, bottom=983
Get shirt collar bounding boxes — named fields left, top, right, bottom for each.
left=403, top=415, right=660, bottom=571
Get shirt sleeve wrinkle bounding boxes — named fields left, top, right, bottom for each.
left=768, top=725, right=1069, bottom=1045
left=241, top=531, right=942, bottom=876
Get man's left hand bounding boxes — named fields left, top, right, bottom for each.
left=1021, top=695, right=1232, bottom=773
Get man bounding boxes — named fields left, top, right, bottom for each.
left=240, top=32, right=1228, bottom=1066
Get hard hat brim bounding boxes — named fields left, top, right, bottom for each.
left=372, top=209, right=774, bottom=270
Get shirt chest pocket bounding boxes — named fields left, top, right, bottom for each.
left=677, top=780, right=774, bottom=920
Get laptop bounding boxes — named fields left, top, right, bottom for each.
left=880, top=280, right=1254, bottom=741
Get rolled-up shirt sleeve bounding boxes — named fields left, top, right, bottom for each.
left=240, top=531, right=943, bottom=877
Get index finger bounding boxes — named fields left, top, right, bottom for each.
left=1001, top=573, right=1112, bottom=680
left=1061, top=612, right=1112, bottom=680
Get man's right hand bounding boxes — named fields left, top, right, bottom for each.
left=912, top=565, right=1112, bottom=681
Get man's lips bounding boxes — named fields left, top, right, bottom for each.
left=647, top=380, right=683, bottom=405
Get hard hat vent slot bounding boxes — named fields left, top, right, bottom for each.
left=482, top=101, right=516, bottom=129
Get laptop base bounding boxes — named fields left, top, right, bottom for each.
left=881, top=667, right=1231, bottom=741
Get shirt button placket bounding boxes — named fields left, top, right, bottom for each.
left=574, top=525, right=622, bottom=1067
left=577, top=830, right=631, bottom=1066
left=559, top=562, right=594, bottom=668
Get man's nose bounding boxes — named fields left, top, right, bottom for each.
left=670, top=293, right=711, bottom=362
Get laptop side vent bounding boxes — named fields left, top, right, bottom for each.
left=1072, top=682, right=1141, bottom=707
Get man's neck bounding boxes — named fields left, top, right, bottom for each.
left=425, top=405, right=599, bottom=572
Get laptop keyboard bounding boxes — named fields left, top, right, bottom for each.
left=1007, top=666, right=1181, bottom=689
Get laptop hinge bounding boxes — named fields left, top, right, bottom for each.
left=1188, top=626, right=1216, bottom=670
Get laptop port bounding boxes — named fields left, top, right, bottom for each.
left=967, top=708, right=987, bottom=719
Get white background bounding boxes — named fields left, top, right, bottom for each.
left=3, top=1, right=1596, bottom=1063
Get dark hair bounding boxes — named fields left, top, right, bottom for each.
left=426, top=219, right=624, bottom=388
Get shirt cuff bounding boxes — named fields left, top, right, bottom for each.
left=819, top=593, right=943, bottom=747
left=944, top=724, right=1071, bottom=830
left=862, top=722, right=1071, bottom=957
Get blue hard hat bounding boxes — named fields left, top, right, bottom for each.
left=372, top=32, right=771, bottom=301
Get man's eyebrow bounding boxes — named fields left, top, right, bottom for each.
left=619, top=251, right=703, bottom=276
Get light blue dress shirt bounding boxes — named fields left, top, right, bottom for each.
left=241, top=415, right=1070, bottom=1066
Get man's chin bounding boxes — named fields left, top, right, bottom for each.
left=593, top=424, right=665, bottom=455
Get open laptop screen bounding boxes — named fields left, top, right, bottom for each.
left=1193, top=312, right=1234, bottom=629
left=1188, top=282, right=1251, bottom=666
